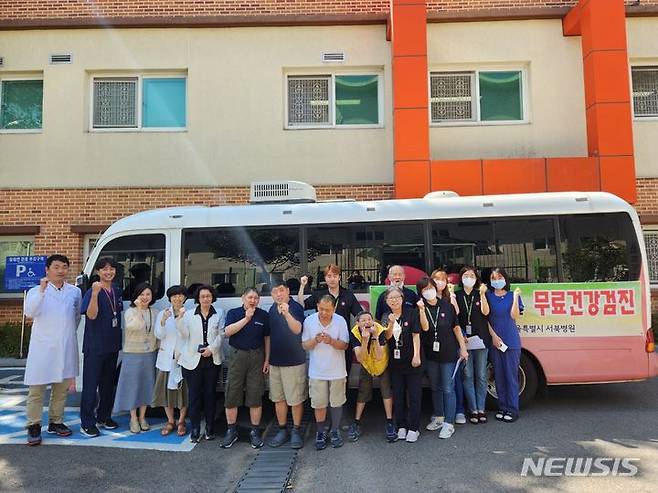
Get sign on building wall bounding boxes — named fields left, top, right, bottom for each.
left=3, top=256, right=47, bottom=292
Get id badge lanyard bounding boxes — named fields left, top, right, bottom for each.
left=392, top=316, right=403, bottom=360
left=425, top=306, right=441, bottom=352
left=103, top=288, right=118, bottom=328
left=464, top=294, right=475, bottom=336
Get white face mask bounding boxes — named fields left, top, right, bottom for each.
left=422, top=288, right=437, bottom=301
left=462, top=277, right=476, bottom=288
left=434, top=280, right=447, bottom=291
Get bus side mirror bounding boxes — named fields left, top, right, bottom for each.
left=76, top=273, right=89, bottom=294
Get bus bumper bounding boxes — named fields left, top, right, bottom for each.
left=649, top=350, right=658, bottom=378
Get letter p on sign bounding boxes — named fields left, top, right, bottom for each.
left=16, top=265, right=26, bottom=277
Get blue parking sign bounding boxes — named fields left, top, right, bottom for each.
left=4, top=256, right=47, bottom=292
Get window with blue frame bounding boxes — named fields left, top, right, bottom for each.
left=92, top=76, right=186, bottom=129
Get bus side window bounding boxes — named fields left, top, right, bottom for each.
left=559, top=213, right=641, bottom=282
left=94, top=234, right=166, bottom=301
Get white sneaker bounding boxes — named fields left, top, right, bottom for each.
left=397, top=428, right=407, bottom=441
left=455, top=413, right=466, bottom=425
left=439, top=423, right=455, bottom=439
left=405, top=430, right=420, bottom=443
left=425, top=415, right=444, bottom=431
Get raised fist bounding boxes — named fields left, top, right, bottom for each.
left=91, top=281, right=102, bottom=294
left=300, top=276, right=308, bottom=287
left=479, top=284, right=488, bottom=295
left=245, top=307, right=256, bottom=319
left=39, top=277, right=48, bottom=293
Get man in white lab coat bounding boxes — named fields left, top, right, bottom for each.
left=23, top=254, right=81, bottom=446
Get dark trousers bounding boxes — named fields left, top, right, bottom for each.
left=184, top=363, right=220, bottom=432
left=390, top=370, right=422, bottom=432
left=80, top=351, right=119, bottom=428
left=490, top=348, right=521, bottom=417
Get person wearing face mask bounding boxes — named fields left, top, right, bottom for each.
left=431, top=269, right=466, bottom=425
left=221, top=287, right=270, bottom=449
left=375, top=265, right=419, bottom=322
left=417, top=277, right=468, bottom=439
left=455, top=267, right=491, bottom=425
left=484, top=267, right=524, bottom=423
left=382, top=286, right=422, bottom=443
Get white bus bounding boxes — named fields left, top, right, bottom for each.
left=79, top=187, right=658, bottom=406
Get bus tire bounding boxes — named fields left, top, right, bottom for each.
left=485, top=351, right=539, bottom=410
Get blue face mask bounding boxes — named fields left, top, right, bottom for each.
left=491, top=279, right=506, bottom=290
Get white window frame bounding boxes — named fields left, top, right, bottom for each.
left=643, top=226, right=658, bottom=288
left=630, top=62, right=658, bottom=121
left=0, top=76, right=44, bottom=134
left=82, top=234, right=100, bottom=267
left=284, top=71, right=384, bottom=130
left=89, top=73, right=188, bottom=133
left=0, top=235, right=35, bottom=299
left=429, top=66, right=530, bottom=127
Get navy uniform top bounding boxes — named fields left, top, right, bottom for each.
left=420, top=298, right=459, bottom=363
left=375, top=286, right=418, bottom=322
left=303, top=286, right=362, bottom=331
left=80, top=286, right=123, bottom=355
left=225, top=306, right=270, bottom=351
left=268, top=298, right=306, bottom=367
left=383, top=307, right=422, bottom=374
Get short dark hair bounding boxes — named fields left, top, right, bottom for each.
left=271, top=279, right=288, bottom=290
left=166, top=285, right=188, bottom=300
left=130, top=282, right=156, bottom=307
left=415, top=276, right=438, bottom=301
left=459, top=265, right=482, bottom=289
left=317, top=294, right=336, bottom=306
left=194, top=284, right=217, bottom=304
left=94, top=257, right=117, bottom=271
left=356, top=310, right=373, bottom=321
left=489, top=267, right=511, bottom=291
left=46, top=254, right=69, bottom=268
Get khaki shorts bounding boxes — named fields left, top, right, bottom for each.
left=224, top=347, right=265, bottom=409
left=309, top=378, right=347, bottom=409
left=357, top=367, right=392, bottom=403
left=269, top=364, right=307, bottom=406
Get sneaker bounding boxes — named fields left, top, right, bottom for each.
left=98, top=418, right=119, bottom=430
left=405, top=430, right=420, bottom=443
left=290, top=427, right=304, bottom=449
left=347, top=422, right=361, bottom=442
left=385, top=422, right=398, bottom=442
left=397, top=428, right=407, bottom=441
left=26, top=424, right=42, bottom=446
left=249, top=428, right=264, bottom=449
left=204, top=428, right=216, bottom=441
left=190, top=428, right=201, bottom=443
left=80, top=425, right=101, bottom=438
left=425, top=415, right=444, bottom=431
left=503, top=413, right=518, bottom=423
left=439, top=423, right=455, bottom=439
left=455, top=413, right=467, bottom=425
left=329, top=430, right=344, bottom=448
left=267, top=428, right=289, bottom=448
left=221, top=427, right=238, bottom=448
left=47, top=422, right=72, bottom=437
left=314, top=431, right=328, bottom=450
left=495, top=410, right=504, bottom=421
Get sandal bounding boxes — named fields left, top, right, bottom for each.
left=161, top=422, right=175, bottom=436
left=478, top=412, right=487, bottom=424
left=468, top=412, right=479, bottom=424
left=495, top=410, right=504, bottom=421
left=176, top=422, right=187, bottom=436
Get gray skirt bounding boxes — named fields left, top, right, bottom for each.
left=113, top=351, right=157, bottom=412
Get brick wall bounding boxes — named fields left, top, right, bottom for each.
left=1, top=0, right=656, bottom=20
left=635, top=178, right=658, bottom=219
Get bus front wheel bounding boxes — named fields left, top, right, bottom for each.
left=486, top=352, right=539, bottom=410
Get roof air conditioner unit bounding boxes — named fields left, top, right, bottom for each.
left=424, top=191, right=459, bottom=199
left=250, top=181, right=317, bottom=204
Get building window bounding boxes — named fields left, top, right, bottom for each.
left=643, top=228, right=658, bottom=285
left=631, top=66, right=658, bottom=118
left=0, top=237, right=35, bottom=297
left=92, top=76, right=186, bottom=130
left=286, top=74, right=381, bottom=128
left=430, top=70, right=525, bottom=124
left=0, top=79, right=43, bottom=131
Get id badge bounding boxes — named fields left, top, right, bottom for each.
left=112, top=317, right=118, bottom=328
left=433, top=341, right=440, bottom=352
left=393, top=349, right=401, bottom=360
left=466, top=325, right=472, bottom=336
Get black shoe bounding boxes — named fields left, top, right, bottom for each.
left=47, top=422, right=72, bottom=437
left=80, top=425, right=101, bottom=438
left=26, top=424, right=42, bottom=446
left=220, top=427, right=238, bottom=448
left=314, top=431, right=328, bottom=450
left=204, top=428, right=215, bottom=441
left=290, top=427, right=304, bottom=450
left=329, top=430, right=344, bottom=448
left=347, top=422, right=360, bottom=442
left=190, top=428, right=201, bottom=443
left=249, top=428, right=264, bottom=449
left=267, top=428, right=289, bottom=448
left=98, top=418, right=119, bottom=430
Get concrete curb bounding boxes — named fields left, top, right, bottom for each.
left=0, top=358, right=26, bottom=367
